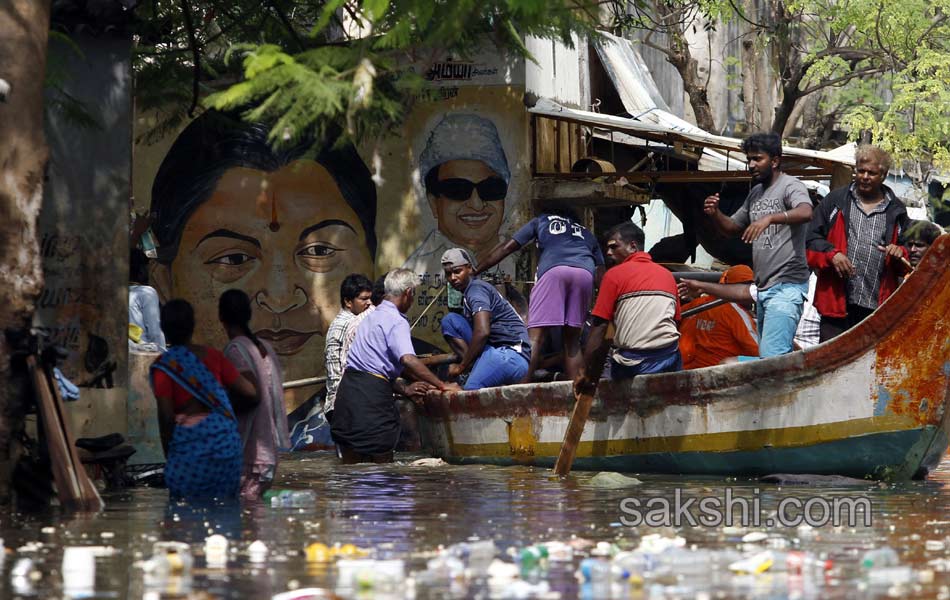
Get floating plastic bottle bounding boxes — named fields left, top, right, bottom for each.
left=248, top=540, right=268, bottom=563
left=447, top=539, right=496, bottom=574
left=866, top=565, right=914, bottom=586
left=728, top=550, right=774, bottom=575
left=578, top=557, right=612, bottom=584
left=148, top=542, right=193, bottom=575
left=204, top=535, right=228, bottom=568
left=517, top=544, right=549, bottom=578
left=777, top=550, right=833, bottom=576
left=265, top=489, right=316, bottom=507
left=62, top=547, right=97, bottom=598
left=861, top=546, right=900, bottom=570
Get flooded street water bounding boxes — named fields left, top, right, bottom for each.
left=3, top=452, right=950, bottom=598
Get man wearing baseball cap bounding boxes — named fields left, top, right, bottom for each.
left=439, top=248, right=531, bottom=389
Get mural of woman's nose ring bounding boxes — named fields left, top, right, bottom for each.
left=255, top=286, right=308, bottom=314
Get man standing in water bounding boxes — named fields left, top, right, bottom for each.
left=331, top=269, right=459, bottom=463
left=703, top=133, right=813, bottom=357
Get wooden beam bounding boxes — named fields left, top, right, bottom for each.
left=533, top=168, right=832, bottom=183
left=532, top=178, right=652, bottom=207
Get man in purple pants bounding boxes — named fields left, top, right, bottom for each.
left=475, top=207, right=604, bottom=382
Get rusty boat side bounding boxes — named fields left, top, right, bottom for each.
left=417, top=235, right=950, bottom=480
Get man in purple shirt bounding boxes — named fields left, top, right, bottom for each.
left=331, top=268, right=459, bottom=463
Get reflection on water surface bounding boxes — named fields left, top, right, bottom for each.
left=2, top=453, right=950, bottom=598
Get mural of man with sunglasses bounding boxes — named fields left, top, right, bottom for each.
left=404, top=113, right=512, bottom=277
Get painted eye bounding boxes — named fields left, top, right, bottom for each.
left=298, top=244, right=339, bottom=258
left=206, top=252, right=254, bottom=266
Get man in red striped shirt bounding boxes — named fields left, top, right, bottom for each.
left=576, top=222, right=681, bottom=393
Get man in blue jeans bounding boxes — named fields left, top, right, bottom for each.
left=440, top=248, right=531, bottom=389
left=702, top=133, right=814, bottom=357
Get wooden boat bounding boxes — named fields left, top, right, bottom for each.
left=417, top=234, right=950, bottom=480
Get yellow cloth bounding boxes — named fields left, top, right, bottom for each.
left=128, top=323, right=143, bottom=343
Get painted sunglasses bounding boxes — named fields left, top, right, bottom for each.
left=433, top=177, right=508, bottom=201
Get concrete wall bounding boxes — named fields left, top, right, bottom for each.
left=131, top=45, right=534, bottom=424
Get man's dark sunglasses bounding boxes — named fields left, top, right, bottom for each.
left=433, top=177, right=507, bottom=201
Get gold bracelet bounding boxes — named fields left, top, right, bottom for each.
left=783, top=211, right=789, bottom=223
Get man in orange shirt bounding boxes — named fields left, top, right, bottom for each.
left=678, top=265, right=759, bottom=369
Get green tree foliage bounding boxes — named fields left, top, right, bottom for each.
left=611, top=0, right=950, bottom=166
left=837, top=1, right=950, bottom=170
left=133, top=0, right=604, bottom=147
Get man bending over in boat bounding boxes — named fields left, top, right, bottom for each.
left=576, top=222, right=681, bottom=391
left=678, top=265, right=759, bottom=369
left=806, top=145, right=910, bottom=342
left=331, top=269, right=459, bottom=463
left=703, top=133, right=813, bottom=357
left=440, top=248, right=533, bottom=389
left=474, top=206, right=605, bottom=382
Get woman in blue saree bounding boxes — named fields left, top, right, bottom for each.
left=151, top=300, right=257, bottom=499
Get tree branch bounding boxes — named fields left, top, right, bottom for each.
left=178, top=0, right=201, bottom=117
left=267, top=0, right=306, bottom=51
left=640, top=36, right=675, bottom=61
left=726, top=0, right=772, bottom=30
left=799, top=65, right=886, bottom=95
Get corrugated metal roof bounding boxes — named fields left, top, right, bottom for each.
left=529, top=97, right=854, bottom=168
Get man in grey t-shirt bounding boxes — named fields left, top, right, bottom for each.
left=703, top=133, right=814, bottom=357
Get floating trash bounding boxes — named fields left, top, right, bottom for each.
left=585, top=472, right=643, bottom=488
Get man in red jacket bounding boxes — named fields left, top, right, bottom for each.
left=806, top=145, right=910, bottom=342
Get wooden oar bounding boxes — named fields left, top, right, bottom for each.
left=554, top=357, right=607, bottom=477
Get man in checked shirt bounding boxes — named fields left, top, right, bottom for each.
left=806, top=145, right=911, bottom=342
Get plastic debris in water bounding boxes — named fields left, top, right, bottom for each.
left=409, top=457, right=447, bottom=467
left=272, top=589, right=334, bottom=600
left=62, top=547, right=96, bottom=598
left=585, top=472, right=643, bottom=488
left=728, top=551, right=774, bottom=574
left=204, top=535, right=229, bottom=568
left=248, top=541, right=268, bottom=563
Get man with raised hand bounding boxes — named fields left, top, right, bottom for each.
left=704, top=132, right=813, bottom=357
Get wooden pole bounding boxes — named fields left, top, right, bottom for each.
left=282, top=353, right=460, bottom=389
left=681, top=298, right=727, bottom=318
left=28, top=356, right=103, bottom=511
left=411, top=285, right=446, bottom=330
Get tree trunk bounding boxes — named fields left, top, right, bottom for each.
left=651, top=2, right=717, bottom=132
left=795, top=92, right=825, bottom=148
left=679, top=56, right=717, bottom=133
left=771, top=77, right=801, bottom=135
left=0, top=0, right=52, bottom=503
left=665, top=30, right=717, bottom=132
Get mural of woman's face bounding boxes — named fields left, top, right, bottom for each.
left=427, top=159, right=506, bottom=254
left=155, top=159, right=373, bottom=383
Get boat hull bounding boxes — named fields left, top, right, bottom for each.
left=418, top=235, right=950, bottom=480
